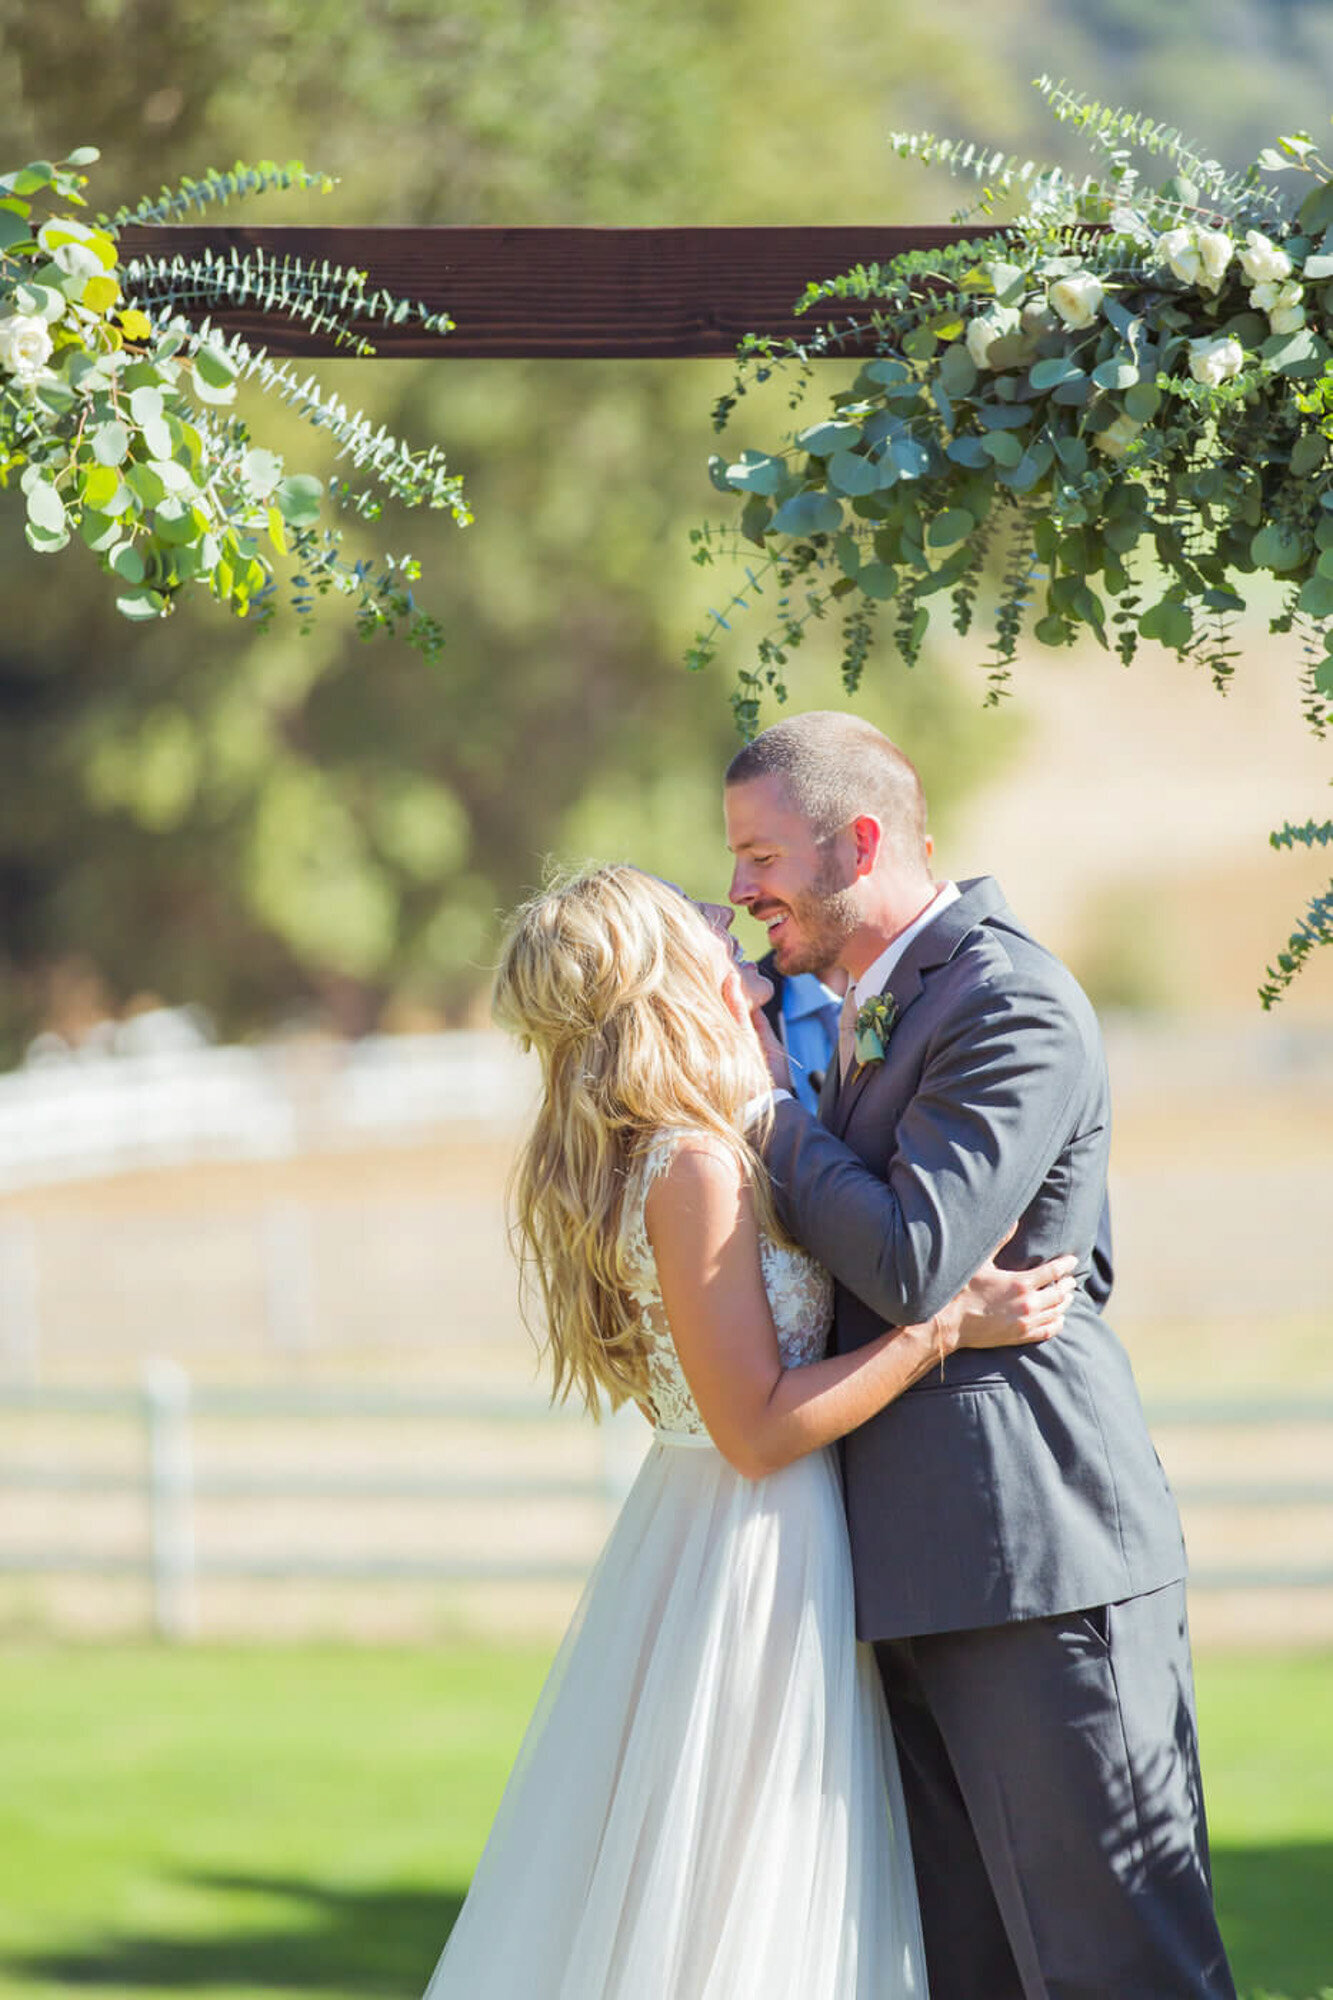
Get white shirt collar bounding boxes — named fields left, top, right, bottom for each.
left=852, top=881, right=960, bottom=1007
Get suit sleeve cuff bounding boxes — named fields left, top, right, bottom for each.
left=744, top=1088, right=793, bottom=1124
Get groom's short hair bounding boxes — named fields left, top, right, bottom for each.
left=725, top=711, right=929, bottom=866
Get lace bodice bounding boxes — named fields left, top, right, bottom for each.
left=621, top=1129, right=834, bottom=1438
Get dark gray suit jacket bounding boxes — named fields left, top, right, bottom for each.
left=765, top=876, right=1186, bottom=1641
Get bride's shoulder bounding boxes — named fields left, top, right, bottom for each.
left=639, top=1129, right=751, bottom=1244
left=620, top=1127, right=745, bottom=1270
left=638, top=1124, right=745, bottom=1186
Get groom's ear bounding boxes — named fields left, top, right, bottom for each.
left=850, top=814, right=883, bottom=878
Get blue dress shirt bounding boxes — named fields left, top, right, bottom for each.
left=779, top=972, right=843, bottom=1114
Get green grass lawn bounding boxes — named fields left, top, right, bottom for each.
left=0, top=1643, right=1328, bottom=1999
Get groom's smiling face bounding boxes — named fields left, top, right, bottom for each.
left=725, top=775, right=858, bottom=977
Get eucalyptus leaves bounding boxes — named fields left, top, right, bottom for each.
left=0, top=148, right=465, bottom=653
left=691, top=79, right=1333, bottom=999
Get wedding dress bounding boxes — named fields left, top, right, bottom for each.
left=422, top=1131, right=927, bottom=1999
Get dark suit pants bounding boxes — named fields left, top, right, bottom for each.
left=875, top=1582, right=1236, bottom=2000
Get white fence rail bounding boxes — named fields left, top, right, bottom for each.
left=1, top=1376, right=1331, bottom=1641
left=4, top=1014, right=1328, bottom=1195
left=0, top=1031, right=532, bottom=1192
left=0, top=1372, right=644, bottom=1639
left=2, top=1166, right=1330, bottom=1386
left=0, top=1195, right=525, bottom=1382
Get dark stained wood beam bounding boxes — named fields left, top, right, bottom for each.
left=118, top=224, right=990, bottom=359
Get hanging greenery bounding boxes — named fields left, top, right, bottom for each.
left=0, top=148, right=466, bottom=657
left=690, top=79, right=1333, bottom=1000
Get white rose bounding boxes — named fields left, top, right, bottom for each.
left=1187, top=334, right=1245, bottom=386
left=965, top=314, right=1002, bottom=368
left=1093, top=412, right=1144, bottom=458
left=1157, top=227, right=1202, bottom=287
left=1251, top=278, right=1305, bottom=334
left=1238, top=230, right=1293, bottom=284
left=0, top=313, right=54, bottom=381
left=1196, top=230, right=1233, bottom=290
left=1048, top=272, right=1105, bottom=330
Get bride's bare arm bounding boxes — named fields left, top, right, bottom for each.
left=645, top=1139, right=1073, bottom=1480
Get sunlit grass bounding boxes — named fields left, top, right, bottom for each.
left=0, top=1643, right=1329, bottom=1998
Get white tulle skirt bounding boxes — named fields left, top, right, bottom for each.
left=423, top=1431, right=927, bottom=2000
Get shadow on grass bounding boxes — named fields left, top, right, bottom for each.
left=1214, top=1842, right=1333, bottom=2000
left=3, top=1847, right=1331, bottom=1997
left=0, top=1871, right=464, bottom=1995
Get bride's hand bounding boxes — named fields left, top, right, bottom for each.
left=931, top=1240, right=1079, bottom=1358
left=721, top=964, right=792, bottom=1091
left=748, top=990, right=791, bottom=1091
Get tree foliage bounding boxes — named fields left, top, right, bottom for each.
left=0, top=148, right=466, bottom=657
left=694, top=80, right=1333, bottom=997
left=0, top=0, right=1327, bottom=1048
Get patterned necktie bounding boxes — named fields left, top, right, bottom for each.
left=837, top=986, right=859, bottom=1082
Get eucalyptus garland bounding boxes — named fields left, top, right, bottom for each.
left=691, top=79, right=1333, bottom=999
left=0, top=148, right=465, bottom=656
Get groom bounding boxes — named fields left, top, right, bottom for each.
left=724, top=711, right=1234, bottom=2000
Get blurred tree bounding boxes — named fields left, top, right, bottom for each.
left=0, top=0, right=1320, bottom=1051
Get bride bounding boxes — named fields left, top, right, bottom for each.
left=422, top=865, right=1074, bottom=2000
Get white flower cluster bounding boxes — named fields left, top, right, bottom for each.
left=963, top=278, right=1105, bottom=369
left=1156, top=224, right=1305, bottom=383
left=1186, top=334, right=1245, bottom=387
left=962, top=219, right=1316, bottom=404
left=1239, top=229, right=1303, bottom=335
left=1155, top=226, right=1233, bottom=293
left=1096, top=223, right=1304, bottom=398
left=0, top=312, right=55, bottom=386
left=1048, top=272, right=1105, bottom=329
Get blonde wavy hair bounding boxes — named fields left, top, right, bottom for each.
left=493, top=864, right=777, bottom=1417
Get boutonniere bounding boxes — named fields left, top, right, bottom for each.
left=852, top=991, right=898, bottom=1071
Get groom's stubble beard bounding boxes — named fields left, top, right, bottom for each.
left=770, top=845, right=859, bottom=977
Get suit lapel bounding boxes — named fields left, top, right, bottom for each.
left=833, top=1042, right=884, bottom=1132
left=829, top=878, right=1006, bottom=1136
left=817, top=1055, right=841, bottom=1126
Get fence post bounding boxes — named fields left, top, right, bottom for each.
left=261, top=1203, right=319, bottom=1354
left=0, top=1217, right=40, bottom=1383
left=143, top=1357, right=197, bottom=1642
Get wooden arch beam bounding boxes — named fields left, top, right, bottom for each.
left=119, top=223, right=983, bottom=359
